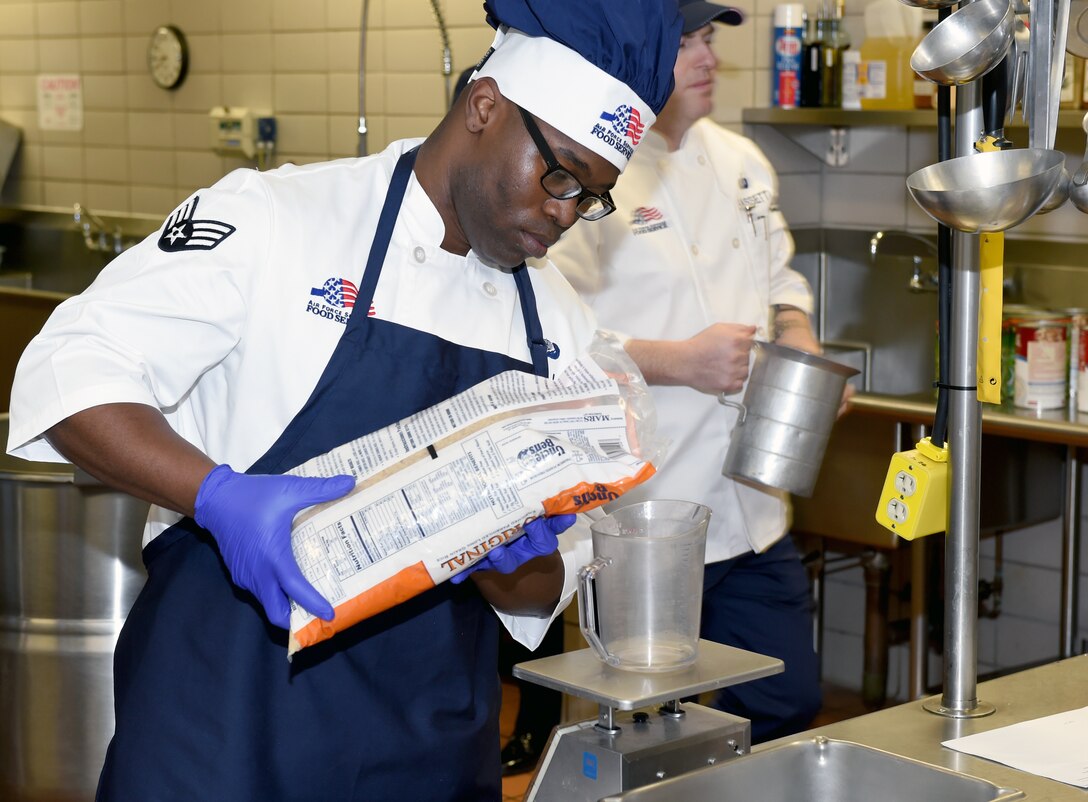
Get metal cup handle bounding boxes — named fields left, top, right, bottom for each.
left=577, top=557, right=613, bottom=664
left=717, top=394, right=747, bottom=423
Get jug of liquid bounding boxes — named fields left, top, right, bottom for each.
left=578, top=500, right=710, bottom=672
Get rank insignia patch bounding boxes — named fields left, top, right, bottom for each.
left=158, top=196, right=236, bottom=252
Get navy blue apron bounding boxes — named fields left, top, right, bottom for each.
left=97, top=147, right=550, bottom=801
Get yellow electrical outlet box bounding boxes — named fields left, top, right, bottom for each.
left=874, top=437, right=950, bottom=540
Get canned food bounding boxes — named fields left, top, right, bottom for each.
left=1056, top=308, right=1088, bottom=409
left=1078, top=322, right=1088, bottom=414
left=1001, top=307, right=1050, bottom=406
left=1013, top=318, right=1070, bottom=410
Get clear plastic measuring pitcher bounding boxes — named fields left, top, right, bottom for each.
left=578, top=500, right=710, bottom=672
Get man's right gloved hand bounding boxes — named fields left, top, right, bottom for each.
left=194, top=464, right=355, bottom=629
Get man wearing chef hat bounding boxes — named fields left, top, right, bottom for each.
left=5, top=1, right=681, bottom=798
left=549, top=0, right=832, bottom=744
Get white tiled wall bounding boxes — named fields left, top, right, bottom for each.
left=0, top=0, right=814, bottom=217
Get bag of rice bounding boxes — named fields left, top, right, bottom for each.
left=285, top=331, right=664, bottom=655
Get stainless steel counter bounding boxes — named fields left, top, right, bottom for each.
left=758, top=654, right=1088, bottom=800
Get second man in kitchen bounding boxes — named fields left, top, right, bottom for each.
left=547, top=0, right=834, bottom=743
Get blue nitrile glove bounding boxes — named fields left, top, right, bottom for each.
left=194, top=464, right=355, bottom=628
left=450, top=514, right=577, bottom=584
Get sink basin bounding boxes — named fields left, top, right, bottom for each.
left=601, top=737, right=1022, bottom=801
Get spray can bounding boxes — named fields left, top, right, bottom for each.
left=773, top=4, right=806, bottom=108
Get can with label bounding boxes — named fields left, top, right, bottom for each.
left=1013, top=318, right=1070, bottom=410
left=773, top=4, right=805, bottom=108
left=1056, top=308, right=1088, bottom=408
left=1001, top=305, right=1049, bottom=405
left=1078, top=320, right=1088, bottom=413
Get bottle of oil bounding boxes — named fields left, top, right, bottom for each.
left=859, top=37, right=916, bottom=108
left=800, top=14, right=824, bottom=106
left=858, top=0, right=919, bottom=109
left=821, top=2, right=850, bottom=108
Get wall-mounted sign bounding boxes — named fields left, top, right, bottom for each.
left=37, top=74, right=83, bottom=131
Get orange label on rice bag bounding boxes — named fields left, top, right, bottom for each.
left=291, top=562, right=436, bottom=651
left=542, top=463, right=657, bottom=515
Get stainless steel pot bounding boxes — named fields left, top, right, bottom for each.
left=0, top=414, right=148, bottom=801
left=719, top=343, right=858, bottom=498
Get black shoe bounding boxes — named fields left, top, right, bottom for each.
left=500, top=731, right=544, bottom=776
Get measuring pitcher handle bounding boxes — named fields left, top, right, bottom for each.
left=577, top=557, right=613, bottom=664
left=718, top=393, right=747, bottom=423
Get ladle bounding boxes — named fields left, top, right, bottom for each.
left=911, top=0, right=1015, bottom=85
left=1069, top=112, right=1088, bottom=212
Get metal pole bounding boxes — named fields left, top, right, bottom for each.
left=923, top=77, right=995, bottom=718
left=1060, top=445, right=1081, bottom=657
left=909, top=424, right=929, bottom=700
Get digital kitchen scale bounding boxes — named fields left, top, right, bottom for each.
left=513, top=639, right=784, bottom=801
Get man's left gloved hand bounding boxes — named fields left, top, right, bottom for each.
left=450, top=514, right=576, bottom=584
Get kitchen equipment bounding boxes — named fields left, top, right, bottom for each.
left=0, top=414, right=148, bottom=802
left=513, top=639, right=783, bottom=802
left=1068, top=0, right=1088, bottom=57
left=898, top=0, right=956, bottom=11
left=906, top=147, right=1065, bottom=232
left=719, top=342, right=858, bottom=498
left=910, top=0, right=1015, bottom=85
left=579, top=500, right=709, bottom=672
left=600, top=736, right=1023, bottom=801
left=0, top=120, right=20, bottom=188
left=976, top=61, right=1009, bottom=405
left=1068, top=112, right=1088, bottom=212
left=1027, top=0, right=1072, bottom=149
left=1036, top=165, right=1070, bottom=213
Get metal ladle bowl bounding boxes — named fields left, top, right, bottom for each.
left=911, top=0, right=1015, bottom=85
left=898, top=0, right=956, bottom=9
left=1036, top=166, right=1070, bottom=214
left=906, top=148, right=1065, bottom=232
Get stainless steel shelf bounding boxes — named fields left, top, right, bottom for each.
left=742, top=107, right=1088, bottom=129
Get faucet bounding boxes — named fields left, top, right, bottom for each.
left=73, top=203, right=127, bottom=256
left=869, top=230, right=939, bottom=294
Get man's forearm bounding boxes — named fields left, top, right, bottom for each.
left=772, top=304, right=820, bottom=354
left=45, top=402, right=215, bottom=516
left=623, top=338, right=687, bottom=385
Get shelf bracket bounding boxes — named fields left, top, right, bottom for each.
left=826, top=127, right=849, bottom=167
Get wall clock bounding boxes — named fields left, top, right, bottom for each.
left=147, top=25, right=189, bottom=90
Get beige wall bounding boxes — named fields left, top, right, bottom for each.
left=1, top=0, right=1081, bottom=234
left=0, top=0, right=793, bottom=218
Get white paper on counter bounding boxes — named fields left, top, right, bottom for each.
left=942, top=705, right=1088, bottom=788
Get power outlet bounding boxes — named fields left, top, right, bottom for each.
left=874, top=437, right=949, bottom=540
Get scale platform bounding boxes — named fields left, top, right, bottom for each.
left=513, top=639, right=784, bottom=710
left=514, top=641, right=784, bottom=802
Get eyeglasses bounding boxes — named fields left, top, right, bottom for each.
left=515, top=104, right=615, bottom=222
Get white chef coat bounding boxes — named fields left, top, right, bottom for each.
left=547, top=118, right=814, bottom=563
left=6, top=138, right=596, bottom=647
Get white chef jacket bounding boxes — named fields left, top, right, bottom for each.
left=6, top=138, right=596, bottom=647
left=547, top=118, right=814, bottom=563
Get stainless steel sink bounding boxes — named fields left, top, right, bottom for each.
left=601, top=737, right=1023, bottom=802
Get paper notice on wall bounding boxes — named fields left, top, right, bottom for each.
left=37, top=74, right=83, bottom=132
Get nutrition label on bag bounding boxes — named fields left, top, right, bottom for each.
left=284, top=336, right=662, bottom=656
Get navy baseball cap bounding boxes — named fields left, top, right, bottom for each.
left=679, top=0, right=745, bottom=33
